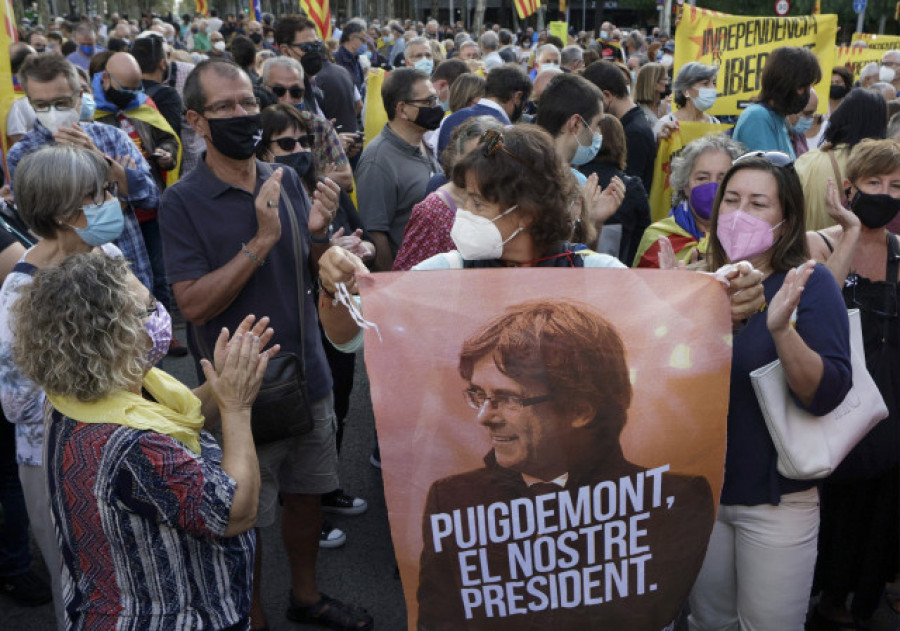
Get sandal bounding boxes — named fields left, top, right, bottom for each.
left=286, top=592, right=374, bottom=630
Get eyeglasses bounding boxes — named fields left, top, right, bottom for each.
left=89, top=181, right=119, bottom=206
left=405, top=95, right=439, bottom=107
left=200, top=96, right=261, bottom=116
left=141, top=297, right=159, bottom=319
left=463, top=387, right=552, bottom=412
left=288, top=41, right=322, bottom=53
left=270, top=85, right=304, bottom=99
left=108, top=72, right=144, bottom=96
left=272, top=134, right=315, bottom=152
left=733, top=151, right=794, bottom=168
left=480, top=129, right=532, bottom=168
left=30, top=95, right=77, bottom=112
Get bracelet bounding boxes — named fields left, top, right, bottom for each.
left=310, top=225, right=333, bottom=244
left=317, top=276, right=337, bottom=301
left=241, top=243, right=265, bottom=267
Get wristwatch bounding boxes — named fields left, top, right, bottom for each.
left=310, top=225, right=333, bottom=244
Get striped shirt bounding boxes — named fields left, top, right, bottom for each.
left=46, top=412, right=254, bottom=631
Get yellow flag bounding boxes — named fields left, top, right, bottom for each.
left=364, top=67, right=388, bottom=148
left=1, top=0, right=18, bottom=163
left=648, top=121, right=733, bottom=223
left=674, top=8, right=836, bottom=116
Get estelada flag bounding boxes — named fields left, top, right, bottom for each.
left=301, top=0, right=332, bottom=41
left=194, top=0, right=208, bottom=17
left=515, top=0, right=541, bottom=20
left=646, top=121, right=731, bottom=223
left=359, top=268, right=731, bottom=631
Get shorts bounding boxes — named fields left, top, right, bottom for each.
left=224, top=392, right=340, bottom=529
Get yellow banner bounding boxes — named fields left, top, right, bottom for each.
left=673, top=8, right=836, bottom=116
left=1, top=0, right=17, bottom=163
left=851, top=32, right=900, bottom=51
left=549, top=21, right=568, bottom=44
left=363, top=67, right=388, bottom=148
left=648, top=121, right=732, bottom=223
left=834, top=45, right=884, bottom=80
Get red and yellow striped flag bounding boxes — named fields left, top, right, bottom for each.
left=515, top=0, right=541, bottom=19
left=813, top=0, right=821, bottom=14
left=194, top=0, right=208, bottom=16
left=301, top=0, right=332, bottom=40
left=559, top=0, right=567, bottom=14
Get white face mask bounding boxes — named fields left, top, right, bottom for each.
left=213, top=40, right=226, bottom=51
left=450, top=205, right=522, bottom=260
left=35, top=106, right=80, bottom=132
left=880, top=66, right=896, bottom=82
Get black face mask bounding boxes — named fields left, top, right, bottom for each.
left=206, top=113, right=263, bottom=160
left=661, top=84, right=672, bottom=98
left=830, top=84, right=850, bottom=101
left=784, top=88, right=811, bottom=115
left=300, top=50, right=324, bottom=76
left=412, top=104, right=444, bottom=130
left=250, top=32, right=263, bottom=44
left=274, top=151, right=314, bottom=179
left=104, top=86, right=135, bottom=110
left=850, top=189, right=900, bottom=229
left=511, top=100, right=525, bottom=123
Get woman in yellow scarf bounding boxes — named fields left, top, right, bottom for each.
left=11, top=252, right=272, bottom=631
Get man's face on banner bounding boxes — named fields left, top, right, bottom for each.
left=468, top=356, right=569, bottom=480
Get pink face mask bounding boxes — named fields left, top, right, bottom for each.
left=716, top=210, right=783, bottom=262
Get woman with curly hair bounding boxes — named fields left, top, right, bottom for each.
left=11, top=252, right=269, bottom=631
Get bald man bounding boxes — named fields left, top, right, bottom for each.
left=93, top=52, right=183, bottom=347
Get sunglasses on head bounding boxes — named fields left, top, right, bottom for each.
left=270, top=85, right=304, bottom=99
left=273, top=134, right=315, bottom=152
left=733, top=151, right=794, bottom=168
left=479, top=129, right=532, bottom=169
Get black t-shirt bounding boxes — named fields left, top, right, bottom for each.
left=314, top=62, right=358, bottom=134
left=621, top=105, right=657, bottom=195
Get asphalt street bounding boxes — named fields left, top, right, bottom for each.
left=1, top=325, right=899, bottom=631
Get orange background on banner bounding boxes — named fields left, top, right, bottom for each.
left=358, top=269, right=732, bottom=630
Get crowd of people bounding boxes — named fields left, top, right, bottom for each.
left=0, top=7, right=898, bottom=631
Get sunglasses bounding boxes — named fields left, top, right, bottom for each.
left=479, top=129, right=531, bottom=169
left=733, top=151, right=794, bottom=168
left=288, top=41, right=322, bottom=53
left=273, top=134, right=315, bottom=152
left=270, top=85, right=304, bottom=99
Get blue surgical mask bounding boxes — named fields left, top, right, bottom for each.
left=791, top=115, right=814, bottom=135
left=414, top=57, right=434, bottom=75
left=691, top=87, right=717, bottom=112
left=384, top=34, right=394, bottom=44
left=571, top=128, right=603, bottom=166
left=365, top=50, right=373, bottom=60
left=359, top=43, right=368, bottom=54
left=79, top=44, right=95, bottom=57
left=539, top=62, right=560, bottom=72
left=80, top=92, right=96, bottom=120
left=600, top=30, right=608, bottom=40
left=73, top=197, right=125, bottom=246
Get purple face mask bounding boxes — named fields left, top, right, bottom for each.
left=143, top=301, right=173, bottom=367
left=716, top=210, right=783, bottom=262
left=689, top=181, right=718, bottom=221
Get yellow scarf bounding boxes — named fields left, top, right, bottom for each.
left=47, top=368, right=204, bottom=453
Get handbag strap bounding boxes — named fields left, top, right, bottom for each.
left=827, top=149, right=847, bottom=204
left=192, top=164, right=308, bottom=384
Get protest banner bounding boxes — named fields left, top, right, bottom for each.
left=359, top=269, right=731, bottom=630
left=0, top=0, right=17, bottom=164
left=549, top=21, right=569, bottom=45
left=673, top=7, right=836, bottom=116
left=648, top=121, right=732, bottom=223
left=851, top=32, right=900, bottom=51
left=834, top=44, right=885, bottom=80
left=363, top=67, right=388, bottom=148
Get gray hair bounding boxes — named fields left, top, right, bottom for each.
left=18, top=53, right=79, bottom=95
left=860, top=61, right=880, bottom=81
left=183, top=59, right=249, bottom=113
left=13, top=145, right=108, bottom=239
left=888, top=111, right=900, bottom=140
left=480, top=31, right=499, bottom=51
left=536, top=43, right=560, bottom=61
left=669, top=134, right=745, bottom=207
left=405, top=36, right=429, bottom=60
left=12, top=252, right=146, bottom=402
left=261, top=55, right=303, bottom=84
left=459, top=40, right=479, bottom=54
left=673, top=61, right=718, bottom=108
left=882, top=50, right=900, bottom=64
left=441, top=115, right=504, bottom=172
left=561, top=45, right=583, bottom=66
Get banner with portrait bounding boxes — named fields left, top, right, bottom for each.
left=648, top=121, right=732, bottom=223
left=359, top=269, right=732, bottom=631
left=673, top=7, right=836, bottom=116
left=834, top=45, right=885, bottom=81
left=850, top=32, right=900, bottom=51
